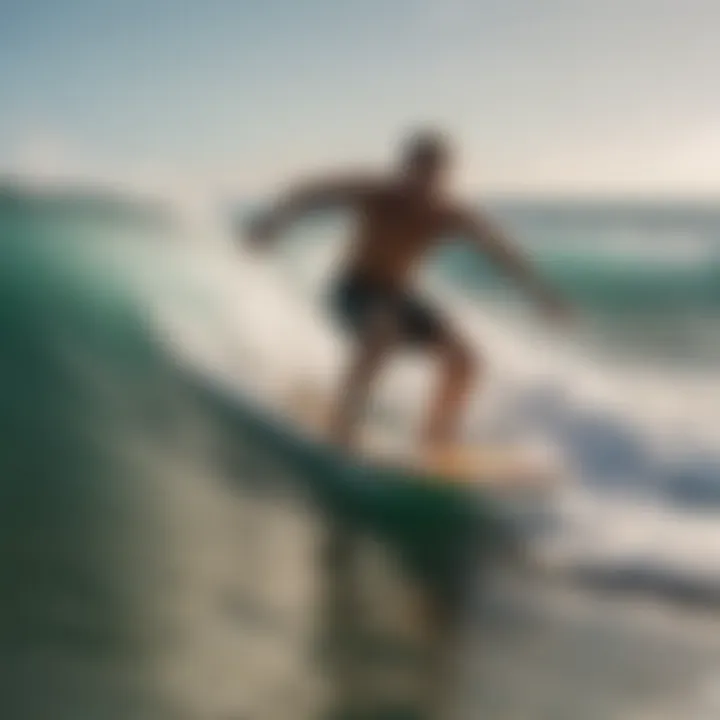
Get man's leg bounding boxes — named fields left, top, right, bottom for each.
left=422, top=333, right=479, bottom=449
left=329, top=317, right=397, bottom=449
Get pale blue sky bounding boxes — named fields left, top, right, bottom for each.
left=2, top=0, right=719, bottom=195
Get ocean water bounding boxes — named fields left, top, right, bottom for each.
left=1, top=185, right=720, bottom=719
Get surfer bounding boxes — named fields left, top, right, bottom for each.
left=245, top=129, right=570, bottom=452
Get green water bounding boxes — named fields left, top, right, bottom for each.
left=3, top=194, right=720, bottom=719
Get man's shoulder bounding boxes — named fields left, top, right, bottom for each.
left=344, top=174, right=396, bottom=203
left=338, top=169, right=389, bottom=188
left=312, top=170, right=388, bottom=198
left=436, top=197, right=472, bottom=226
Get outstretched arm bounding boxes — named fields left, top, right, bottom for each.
left=246, top=174, right=376, bottom=248
left=451, top=207, right=570, bottom=318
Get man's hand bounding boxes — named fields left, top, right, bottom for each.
left=243, top=211, right=278, bottom=251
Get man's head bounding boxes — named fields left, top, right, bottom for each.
left=398, top=129, right=453, bottom=192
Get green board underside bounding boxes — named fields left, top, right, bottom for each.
left=187, top=372, right=518, bottom=611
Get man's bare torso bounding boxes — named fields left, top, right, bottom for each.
left=343, top=182, right=456, bottom=289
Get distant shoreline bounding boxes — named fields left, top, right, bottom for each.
left=2, top=174, right=719, bottom=211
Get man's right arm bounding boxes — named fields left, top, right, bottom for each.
left=246, top=174, right=376, bottom=248
left=451, top=206, right=571, bottom=320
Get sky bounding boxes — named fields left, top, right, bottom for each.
left=2, top=0, right=719, bottom=197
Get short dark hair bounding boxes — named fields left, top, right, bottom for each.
left=400, top=129, right=452, bottom=169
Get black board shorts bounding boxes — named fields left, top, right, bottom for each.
left=331, top=271, right=444, bottom=347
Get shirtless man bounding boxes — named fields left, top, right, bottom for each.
left=246, top=130, right=570, bottom=452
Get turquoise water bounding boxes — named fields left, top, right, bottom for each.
left=437, top=200, right=720, bottom=367
left=2, top=188, right=720, bottom=718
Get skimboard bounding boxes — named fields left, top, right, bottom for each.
left=281, top=382, right=559, bottom=497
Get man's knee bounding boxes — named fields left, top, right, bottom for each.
left=443, top=340, right=481, bottom=384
